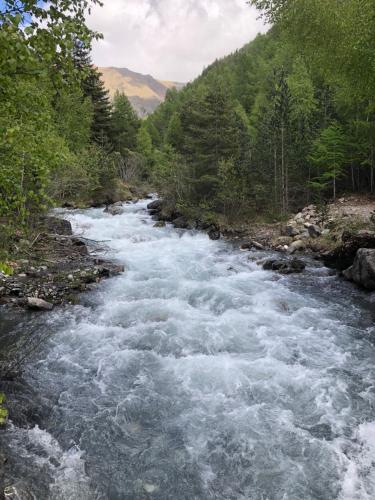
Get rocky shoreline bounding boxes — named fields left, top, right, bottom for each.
left=0, top=214, right=124, bottom=312
left=146, top=196, right=375, bottom=291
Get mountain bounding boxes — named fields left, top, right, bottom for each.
left=99, top=67, right=184, bottom=117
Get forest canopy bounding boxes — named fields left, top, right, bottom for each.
left=0, top=0, right=144, bottom=253
left=142, top=0, right=375, bottom=223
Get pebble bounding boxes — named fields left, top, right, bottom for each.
left=143, top=483, right=158, bottom=494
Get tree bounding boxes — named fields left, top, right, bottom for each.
left=111, top=91, right=140, bottom=153
left=179, top=80, right=239, bottom=206
left=136, top=124, right=153, bottom=163
left=54, top=88, right=93, bottom=153
left=309, top=123, right=346, bottom=200
left=0, top=1, right=102, bottom=85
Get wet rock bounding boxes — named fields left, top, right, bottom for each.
left=97, top=264, right=125, bottom=278
left=147, top=199, right=163, bottom=212
left=173, top=216, right=190, bottom=229
left=323, top=230, right=375, bottom=270
left=343, top=248, right=375, bottom=291
left=195, top=220, right=214, bottom=231
left=306, top=423, right=335, bottom=441
left=262, top=258, right=305, bottom=274
left=208, top=228, right=220, bottom=240
left=26, top=297, right=54, bottom=311
left=153, top=221, right=166, bottom=228
left=287, top=240, right=305, bottom=254
left=104, top=203, right=124, bottom=216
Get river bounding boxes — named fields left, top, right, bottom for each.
left=1, top=199, right=375, bottom=499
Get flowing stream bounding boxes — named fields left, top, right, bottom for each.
left=1, top=199, right=375, bottom=500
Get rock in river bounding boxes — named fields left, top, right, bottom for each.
left=324, top=229, right=375, bottom=270
left=147, top=199, right=163, bottom=212
left=343, top=248, right=375, bottom=291
left=208, top=228, right=221, bottom=240
left=104, top=202, right=124, bottom=216
left=262, top=258, right=306, bottom=274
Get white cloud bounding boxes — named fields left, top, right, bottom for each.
left=87, top=0, right=267, bottom=82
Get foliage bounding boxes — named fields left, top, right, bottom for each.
left=146, top=2, right=375, bottom=224
left=0, top=262, right=14, bottom=276
left=0, top=0, right=149, bottom=255
left=111, top=91, right=140, bottom=153
left=309, top=123, right=346, bottom=199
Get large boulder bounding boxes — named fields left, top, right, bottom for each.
left=262, top=258, right=305, bottom=274
left=342, top=248, right=375, bottom=290
left=147, top=199, right=163, bottom=212
left=323, top=230, right=375, bottom=270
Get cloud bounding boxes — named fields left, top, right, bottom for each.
left=87, top=0, right=267, bottom=82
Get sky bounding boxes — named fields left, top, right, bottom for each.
left=87, top=0, right=268, bottom=82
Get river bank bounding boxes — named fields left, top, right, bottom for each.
left=149, top=195, right=375, bottom=290
left=0, top=215, right=124, bottom=311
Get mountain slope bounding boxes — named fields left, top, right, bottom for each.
left=99, top=67, right=184, bottom=117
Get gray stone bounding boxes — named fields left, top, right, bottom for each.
left=252, top=241, right=265, bottom=250
left=286, top=225, right=300, bottom=237
left=343, top=248, right=375, bottom=290
left=153, top=221, right=166, bottom=228
left=208, top=228, right=220, bottom=240
left=307, top=224, right=321, bottom=238
left=287, top=240, right=305, bottom=254
left=104, top=204, right=124, bottom=216
left=147, top=199, right=163, bottom=211
left=262, top=258, right=305, bottom=274
left=26, top=297, right=54, bottom=311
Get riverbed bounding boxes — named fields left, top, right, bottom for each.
left=1, top=199, right=375, bottom=499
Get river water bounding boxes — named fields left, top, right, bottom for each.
left=1, top=199, right=375, bottom=500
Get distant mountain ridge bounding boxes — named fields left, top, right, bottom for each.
left=99, top=67, right=184, bottom=117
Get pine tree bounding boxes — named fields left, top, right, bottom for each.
left=136, top=124, right=153, bottom=162
left=73, top=43, right=113, bottom=148
left=111, top=90, right=140, bottom=154
left=179, top=80, right=238, bottom=206
left=309, top=122, right=346, bottom=200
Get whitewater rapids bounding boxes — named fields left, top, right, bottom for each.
left=2, top=199, right=375, bottom=500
